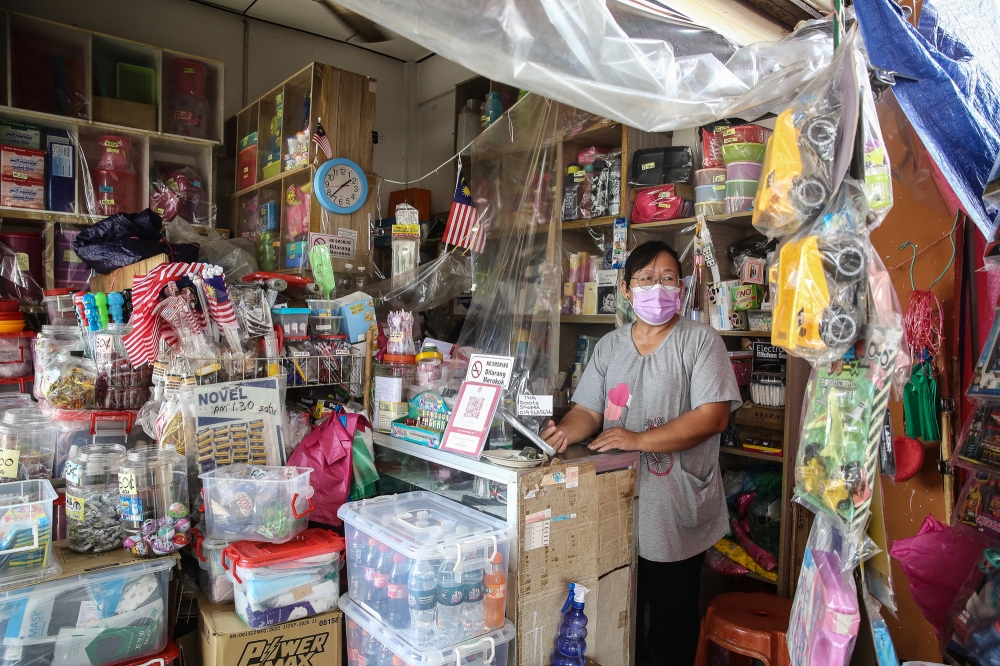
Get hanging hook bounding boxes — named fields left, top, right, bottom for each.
left=899, top=240, right=918, bottom=291
left=929, top=211, right=961, bottom=290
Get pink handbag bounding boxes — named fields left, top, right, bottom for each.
left=631, top=185, right=693, bottom=223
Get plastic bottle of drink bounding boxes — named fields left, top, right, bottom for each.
left=373, top=544, right=393, bottom=616
left=348, top=623, right=364, bottom=666
left=551, top=583, right=590, bottom=666
left=461, top=563, right=485, bottom=634
left=362, top=630, right=379, bottom=666
left=348, top=529, right=368, bottom=595
left=363, top=538, right=380, bottom=609
left=483, top=551, right=507, bottom=630
left=387, top=553, right=411, bottom=630
left=408, top=558, right=437, bottom=646
left=436, top=560, right=464, bottom=642
left=375, top=642, right=395, bottom=666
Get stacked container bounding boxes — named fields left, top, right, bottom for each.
left=199, top=464, right=315, bottom=543
left=694, top=167, right=726, bottom=216
left=0, top=407, right=57, bottom=480
left=721, top=124, right=770, bottom=214
left=90, top=135, right=137, bottom=216
left=338, top=491, right=515, bottom=658
left=0, top=478, right=60, bottom=590
left=192, top=525, right=234, bottom=603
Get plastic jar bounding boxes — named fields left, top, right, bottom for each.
left=33, top=326, right=85, bottom=401
left=373, top=356, right=416, bottom=422
left=0, top=408, right=56, bottom=480
left=65, top=443, right=127, bottom=553
left=119, top=445, right=191, bottom=557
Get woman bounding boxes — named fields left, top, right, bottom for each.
left=541, top=240, right=741, bottom=666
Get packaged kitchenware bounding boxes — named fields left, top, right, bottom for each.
left=222, top=528, right=344, bottom=628
left=200, top=464, right=314, bottom=543
left=0, top=478, right=59, bottom=589
left=338, top=491, right=515, bottom=648
left=192, top=526, right=234, bottom=603
left=65, top=443, right=127, bottom=553
left=0, top=558, right=174, bottom=665
left=629, top=147, right=693, bottom=186
left=0, top=408, right=56, bottom=480
left=695, top=167, right=726, bottom=187
left=631, top=185, right=693, bottom=224
left=119, top=445, right=190, bottom=557
left=341, top=593, right=516, bottom=666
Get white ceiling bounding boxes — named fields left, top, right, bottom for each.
left=204, top=0, right=433, bottom=62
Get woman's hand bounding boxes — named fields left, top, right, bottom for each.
left=588, top=427, right=642, bottom=453
left=540, top=420, right=569, bottom=453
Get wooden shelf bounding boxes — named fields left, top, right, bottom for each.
left=631, top=212, right=753, bottom=232
left=720, top=446, right=784, bottom=462
left=561, top=314, right=616, bottom=324
left=561, top=215, right=620, bottom=231
left=230, top=163, right=313, bottom=200
left=716, top=330, right=772, bottom=337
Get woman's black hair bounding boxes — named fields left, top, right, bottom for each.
left=623, top=240, right=682, bottom=285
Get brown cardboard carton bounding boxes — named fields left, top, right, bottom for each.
left=93, top=96, right=157, bottom=131
left=592, top=566, right=632, bottom=666
left=597, top=468, right=635, bottom=577
left=198, top=591, right=342, bottom=666
left=734, top=401, right=785, bottom=430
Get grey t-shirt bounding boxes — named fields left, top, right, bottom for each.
left=571, top=318, right=742, bottom=562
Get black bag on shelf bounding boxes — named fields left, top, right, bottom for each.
left=73, top=209, right=198, bottom=274
left=629, top=146, right=693, bottom=186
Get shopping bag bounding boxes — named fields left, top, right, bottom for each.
left=349, top=414, right=379, bottom=501
left=288, top=412, right=368, bottom=525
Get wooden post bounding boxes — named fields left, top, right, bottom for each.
left=363, top=327, right=374, bottom=418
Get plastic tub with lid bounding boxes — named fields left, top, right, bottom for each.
left=726, top=196, right=755, bottom=213
left=726, top=161, right=763, bottom=182
left=55, top=229, right=89, bottom=289
left=341, top=593, right=516, bottom=666
left=0, top=558, right=174, bottom=663
left=694, top=167, right=726, bottom=187
left=306, top=299, right=337, bottom=316
left=726, top=180, right=759, bottom=199
left=695, top=201, right=725, bottom=217
left=0, top=232, right=43, bottom=289
left=0, top=408, right=56, bottom=480
left=309, top=315, right=342, bottom=336
left=192, top=526, right=234, bottom=603
left=222, top=528, right=345, bottom=628
left=43, top=289, right=78, bottom=326
left=338, top=491, right=515, bottom=648
left=721, top=142, right=766, bottom=164
left=0, top=332, right=33, bottom=378
left=694, top=184, right=725, bottom=203
left=52, top=409, right=143, bottom=478
left=0, top=478, right=60, bottom=589
left=200, top=464, right=315, bottom=543
left=272, top=307, right=310, bottom=337
left=64, top=443, right=126, bottom=553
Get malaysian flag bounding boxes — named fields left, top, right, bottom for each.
left=123, top=262, right=208, bottom=367
left=313, top=119, right=333, bottom=160
left=442, top=172, right=484, bottom=253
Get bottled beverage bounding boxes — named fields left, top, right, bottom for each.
left=363, top=538, right=380, bottom=608
left=348, top=529, right=368, bottom=595
left=362, top=630, right=379, bottom=666
left=551, top=583, right=590, bottom=666
left=375, top=642, right=394, bottom=666
left=338, top=264, right=355, bottom=297
left=461, top=563, right=485, bottom=633
left=355, top=265, right=368, bottom=290
left=408, top=558, right=437, bottom=646
left=388, top=553, right=411, bottom=630
left=457, top=99, right=482, bottom=155
left=348, top=624, right=365, bottom=666
left=483, top=552, right=507, bottom=630
left=484, top=92, right=504, bottom=128
left=436, top=560, right=464, bottom=642
left=373, top=544, right=393, bottom=616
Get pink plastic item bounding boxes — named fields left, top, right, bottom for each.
left=788, top=549, right=859, bottom=666
left=632, top=185, right=692, bottom=223
left=730, top=518, right=777, bottom=572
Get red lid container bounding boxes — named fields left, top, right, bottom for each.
left=95, top=135, right=131, bottom=171
left=173, top=59, right=207, bottom=97
left=221, top=528, right=345, bottom=583
left=721, top=124, right=770, bottom=145
left=91, top=170, right=136, bottom=216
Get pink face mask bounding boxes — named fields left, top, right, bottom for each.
left=631, top=284, right=681, bottom=325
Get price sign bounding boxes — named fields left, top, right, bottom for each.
left=65, top=494, right=84, bottom=522
left=119, top=472, right=137, bottom=496
left=0, top=449, right=18, bottom=479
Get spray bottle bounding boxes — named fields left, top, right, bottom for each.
left=551, top=583, right=589, bottom=666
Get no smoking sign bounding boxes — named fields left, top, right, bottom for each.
left=465, top=354, right=514, bottom=389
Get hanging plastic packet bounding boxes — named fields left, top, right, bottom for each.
left=391, top=205, right=421, bottom=287
left=942, top=547, right=1000, bottom=661
left=386, top=310, right=415, bottom=357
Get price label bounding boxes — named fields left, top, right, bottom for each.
left=66, top=495, right=85, bottom=522
left=0, top=450, right=18, bottom=479
left=119, top=472, right=137, bottom=496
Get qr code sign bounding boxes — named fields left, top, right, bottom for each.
left=463, top=396, right=486, bottom=420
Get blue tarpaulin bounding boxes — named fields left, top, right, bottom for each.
left=856, top=0, right=1000, bottom=240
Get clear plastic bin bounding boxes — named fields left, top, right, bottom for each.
left=309, top=315, right=342, bottom=336
left=52, top=409, right=144, bottom=478
left=338, top=492, right=515, bottom=648
left=306, top=299, right=337, bottom=317
left=341, top=594, right=516, bottom=666
left=0, top=332, right=34, bottom=379
left=222, top=528, right=345, bottom=628
left=0, top=479, right=60, bottom=590
left=0, top=558, right=174, bottom=665
left=199, top=464, right=315, bottom=543
left=0, top=408, right=56, bottom=480
left=119, top=445, right=190, bottom=558
left=271, top=308, right=310, bottom=337
left=192, top=525, right=233, bottom=603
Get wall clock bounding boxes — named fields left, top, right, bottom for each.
left=314, top=158, right=368, bottom=214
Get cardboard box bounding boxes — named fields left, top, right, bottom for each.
left=582, top=282, right=598, bottom=315
left=336, top=292, right=377, bottom=343
left=90, top=253, right=168, bottom=292
left=93, top=96, right=157, bottom=131
left=751, top=341, right=787, bottom=373
left=52, top=540, right=180, bottom=577
left=592, top=565, right=632, bottom=666
left=706, top=280, right=741, bottom=331
left=735, top=402, right=785, bottom=430
left=596, top=270, right=617, bottom=315
left=389, top=188, right=431, bottom=221
left=46, top=130, right=76, bottom=213
left=199, top=592, right=343, bottom=666
left=597, top=468, right=635, bottom=577
left=0, top=122, right=40, bottom=149
left=2, top=144, right=45, bottom=181
left=1, top=175, right=44, bottom=209
left=732, top=283, right=763, bottom=311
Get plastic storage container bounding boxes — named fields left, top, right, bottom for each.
left=341, top=594, right=516, bottom=666
left=55, top=230, right=89, bottom=289
left=722, top=124, right=770, bottom=144
left=0, top=558, right=174, bottom=664
left=0, top=408, right=56, bottom=480
left=694, top=184, right=725, bottom=202
left=65, top=442, right=127, bottom=553
left=0, top=479, right=59, bottom=590
left=726, top=180, right=759, bottom=198
left=338, top=491, right=516, bottom=649
left=310, top=315, right=342, bottom=336
left=694, top=167, right=726, bottom=187
left=721, top=142, right=766, bottom=164
left=726, top=196, right=755, bottom=214
left=33, top=325, right=86, bottom=401
left=726, top=161, right=763, bottom=181
left=694, top=201, right=725, bottom=217
left=193, top=526, right=234, bottom=603
left=307, top=299, right=338, bottom=317
left=119, top=445, right=190, bottom=557
left=0, top=232, right=43, bottom=290
left=0, top=332, right=34, bottom=378
left=272, top=308, right=310, bottom=337
left=222, top=528, right=345, bottom=628
left=200, top=464, right=315, bottom=543
left=167, top=59, right=210, bottom=139
left=52, top=409, right=143, bottom=478
left=44, top=289, right=79, bottom=326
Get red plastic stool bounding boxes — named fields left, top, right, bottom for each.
left=693, top=592, right=792, bottom=666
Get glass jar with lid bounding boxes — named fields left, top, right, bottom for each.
left=0, top=408, right=56, bottom=480
left=65, top=443, right=127, bottom=553
left=119, top=445, right=190, bottom=557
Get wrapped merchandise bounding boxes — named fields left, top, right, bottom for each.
left=119, top=445, right=190, bottom=557
left=192, top=526, right=234, bottom=603
left=944, top=547, right=1000, bottom=662
left=33, top=325, right=85, bottom=401
left=787, top=515, right=861, bottom=666
left=0, top=408, right=57, bottom=480
left=149, top=163, right=208, bottom=226
left=0, top=479, right=59, bottom=590
left=222, top=528, right=344, bottom=628
left=711, top=538, right=776, bottom=582
left=65, top=443, right=127, bottom=553
left=339, top=491, right=515, bottom=648
left=40, top=353, right=97, bottom=410
left=0, top=332, right=34, bottom=378
left=200, top=464, right=314, bottom=543
left=0, top=558, right=174, bottom=665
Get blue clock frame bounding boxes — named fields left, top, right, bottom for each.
left=314, top=158, right=368, bottom=214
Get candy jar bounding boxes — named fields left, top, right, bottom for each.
left=119, top=445, right=190, bottom=557
left=0, top=408, right=56, bottom=480
left=65, top=443, right=127, bottom=553
left=415, top=344, right=443, bottom=387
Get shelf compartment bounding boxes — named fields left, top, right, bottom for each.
left=720, top=446, right=784, bottom=462
left=147, top=134, right=213, bottom=226
left=77, top=126, right=147, bottom=218
left=91, top=33, right=158, bottom=132
left=9, top=13, right=90, bottom=121
left=160, top=49, right=223, bottom=143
